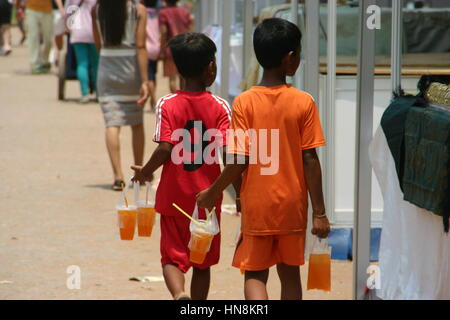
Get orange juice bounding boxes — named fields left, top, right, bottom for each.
left=189, top=232, right=214, bottom=264
left=137, top=205, right=156, bottom=237
left=117, top=206, right=137, bottom=240
left=307, top=253, right=331, bottom=291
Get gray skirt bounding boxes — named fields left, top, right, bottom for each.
left=97, top=49, right=143, bottom=127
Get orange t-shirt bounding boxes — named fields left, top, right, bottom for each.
left=228, top=84, right=326, bottom=236
left=27, top=0, right=53, bottom=13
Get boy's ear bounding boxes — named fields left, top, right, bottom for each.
left=207, top=60, right=217, bottom=76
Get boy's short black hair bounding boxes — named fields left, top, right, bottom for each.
left=168, top=33, right=217, bottom=78
left=143, top=0, right=158, bottom=8
left=165, top=0, right=179, bottom=5
left=253, top=18, right=302, bottom=69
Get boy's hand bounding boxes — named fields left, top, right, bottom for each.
left=130, top=165, right=153, bottom=185
left=196, top=188, right=219, bottom=211
left=311, top=214, right=331, bottom=239
left=236, top=197, right=241, bottom=213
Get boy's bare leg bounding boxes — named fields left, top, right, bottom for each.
left=276, top=263, right=302, bottom=300
left=162, top=263, right=187, bottom=299
left=191, top=267, right=210, bottom=300
left=169, top=76, right=178, bottom=93
left=105, top=126, right=124, bottom=181
left=244, top=269, right=269, bottom=300
left=131, top=123, right=145, bottom=166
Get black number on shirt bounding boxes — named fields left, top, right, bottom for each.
left=183, top=120, right=209, bottom=172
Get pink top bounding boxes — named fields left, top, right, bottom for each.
left=159, top=6, right=192, bottom=57
left=146, top=8, right=160, bottom=61
left=65, top=0, right=97, bottom=44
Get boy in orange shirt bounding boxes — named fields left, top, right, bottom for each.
left=196, top=18, right=331, bottom=300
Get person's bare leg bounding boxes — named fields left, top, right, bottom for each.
left=148, top=80, right=156, bottom=111
left=162, top=263, right=187, bottom=299
left=2, top=25, right=12, bottom=53
left=244, top=269, right=269, bottom=300
left=131, top=123, right=144, bottom=166
left=55, top=34, right=64, bottom=51
left=191, top=267, right=210, bottom=300
left=276, top=263, right=302, bottom=300
left=105, top=126, right=124, bottom=181
left=169, top=76, right=178, bottom=93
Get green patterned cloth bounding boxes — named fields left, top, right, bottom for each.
left=381, top=96, right=450, bottom=232
left=403, top=106, right=450, bottom=230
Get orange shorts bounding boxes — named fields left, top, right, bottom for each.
left=232, top=232, right=306, bottom=271
left=163, top=57, right=178, bottom=78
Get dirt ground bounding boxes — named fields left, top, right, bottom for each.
left=0, top=28, right=353, bottom=300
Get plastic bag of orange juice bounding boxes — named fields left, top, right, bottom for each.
left=307, top=237, right=331, bottom=291
left=188, top=204, right=220, bottom=264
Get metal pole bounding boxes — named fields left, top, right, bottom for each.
left=326, top=0, right=337, bottom=224
left=200, top=0, right=210, bottom=31
left=391, top=0, right=403, bottom=96
left=290, top=0, right=299, bottom=24
left=304, top=0, right=320, bottom=100
left=194, top=0, right=202, bottom=32
left=353, top=0, right=375, bottom=300
left=213, top=0, right=219, bottom=25
left=243, top=0, right=254, bottom=75
left=221, top=0, right=232, bottom=100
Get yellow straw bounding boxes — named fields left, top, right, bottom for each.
left=121, top=183, right=129, bottom=208
left=206, top=207, right=215, bottom=222
left=172, top=203, right=203, bottom=228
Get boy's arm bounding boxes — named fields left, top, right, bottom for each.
left=302, top=148, right=330, bottom=239
left=196, top=155, right=248, bottom=210
left=131, top=142, right=173, bottom=184
left=222, top=148, right=242, bottom=212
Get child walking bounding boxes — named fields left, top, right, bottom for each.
left=131, top=33, right=239, bottom=300
left=196, top=18, right=331, bottom=300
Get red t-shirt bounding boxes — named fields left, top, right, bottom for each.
left=153, top=91, right=231, bottom=218
left=159, top=6, right=193, bottom=57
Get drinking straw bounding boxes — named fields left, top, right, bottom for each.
left=172, top=203, right=203, bottom=228
left=121, top=183, right=129, bottom=208
left=145, top=182, right=150, bottom=205
left=206, top=207, right=215, bottom=222
left=134, top=181, right=140, bottom=205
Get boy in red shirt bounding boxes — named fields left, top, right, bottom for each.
left=197, top=18, right=331, bottom=300
left=131, top=33, right=239, bottom=300
left=159, top=0, right=194, bottom=93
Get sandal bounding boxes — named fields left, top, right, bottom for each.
left=112, top=180, right=125, bottom=191
left=174, top=292, right=191, bottom=300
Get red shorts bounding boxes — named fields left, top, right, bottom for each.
left=232, top=232, right=306, bottom=271
left=160, top=214, right=221, bottom=273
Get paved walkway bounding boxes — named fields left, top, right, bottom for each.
left=0, top=29, right=352, bottom=300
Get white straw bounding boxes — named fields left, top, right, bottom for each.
left=134, top=180, right=140, bottom=205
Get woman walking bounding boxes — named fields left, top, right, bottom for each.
left=92, top=0, right=149, bottom=190
left=66, top=0, right=99, bottom=103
